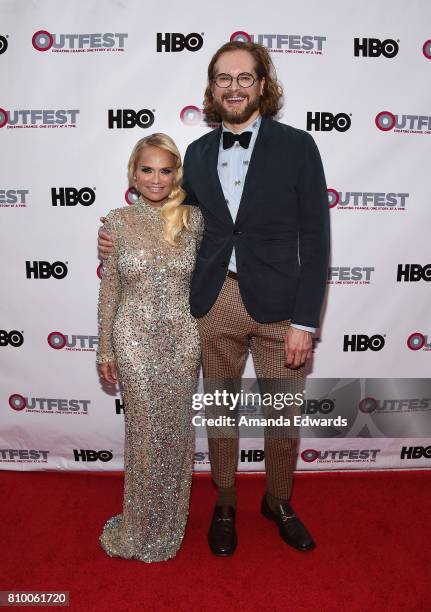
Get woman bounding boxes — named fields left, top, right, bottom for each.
left=96, top=133, right=203, bottom=562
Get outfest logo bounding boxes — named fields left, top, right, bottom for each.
left=359, top=396, right=431, bottom=414
left=406, top=333, right=431, bottom=352
left=328, top=189, right=408, bottom=210
left=32, top=30, right=128, bottom=52
left=125, top=187, right=140, bottom=205
left=47, top=331, right=98, bottom=352
left=230, top=31, right=326, bottom=54
left=327, top=266, right=374, bottom=284
left=180, top=105, right=203, bottom=126
left=0, top=108, right=79, bottom=129
left=8, top=393, right=90, bottom=414
left=375, top=110, right=431, bottom=134
left=301, top=448, right=380, bottom=463
left=179, top=106, right=218, bottom=129
left=0, top=189, right=29, bottom=208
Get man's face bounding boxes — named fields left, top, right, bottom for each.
left=212, top=49, right=265, bottom=125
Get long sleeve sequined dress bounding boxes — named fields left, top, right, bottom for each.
left=96, top=198, right=203, bottom=562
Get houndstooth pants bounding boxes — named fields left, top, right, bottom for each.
left=196, top=275, right=305, bottom=500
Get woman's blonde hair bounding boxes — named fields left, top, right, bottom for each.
left=127, top=133, right=190, bottom=246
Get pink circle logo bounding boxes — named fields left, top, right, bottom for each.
left=47, top=331, right=67, bottom=350
left=32, top=30, right=54, bottom=51
left=375, top=110, right=396, bottom=131
left=230, top=31, right=252, bottom=43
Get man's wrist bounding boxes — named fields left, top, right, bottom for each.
left=291, top=323, right=316, bottom=334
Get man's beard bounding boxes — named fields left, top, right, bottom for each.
left=214, top=92, right=261, bottom=125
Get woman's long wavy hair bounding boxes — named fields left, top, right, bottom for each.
left=127, top=134, right=190, bottom=247
left=203, top=41, right=283, bottom=125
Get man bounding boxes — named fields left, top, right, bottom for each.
left=98, top=41, right=330, bottom=557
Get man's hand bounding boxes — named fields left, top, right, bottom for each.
left=284, top=327, right=313, bottom=369
left=98, top=360, right=118, bottom=384
left=98, top=216, right=114, bottom=260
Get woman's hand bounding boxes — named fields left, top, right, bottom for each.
left=98, top=360, right=118, bottom=384
left=98, top=216, right=115, bottom=260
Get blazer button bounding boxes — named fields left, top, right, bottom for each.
left=233, top=230, right=242, bottom=235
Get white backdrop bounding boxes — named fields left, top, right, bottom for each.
left=1, top=0, right=430, bottom=473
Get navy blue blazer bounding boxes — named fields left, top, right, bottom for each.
left=182, top=115, right=330, bottom=327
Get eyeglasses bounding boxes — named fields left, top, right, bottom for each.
left=213, top=72, right=258, bottom=89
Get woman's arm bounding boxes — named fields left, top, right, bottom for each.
left=96, top=210, right=121, bottom=368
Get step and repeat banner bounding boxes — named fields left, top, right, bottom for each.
left=1, top=0, right=430, bottom=473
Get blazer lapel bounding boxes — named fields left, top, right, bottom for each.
left=204, top=126, right=233, bottom=223
left=235, top=115, right=270, bottom=226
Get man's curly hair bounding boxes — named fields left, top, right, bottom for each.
left=203, top=40, right=283, bottom=125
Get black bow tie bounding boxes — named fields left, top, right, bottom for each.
left=222, top=131, right=252, bottom=150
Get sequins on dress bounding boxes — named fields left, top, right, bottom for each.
left=96, top=197, right=203, bottom=562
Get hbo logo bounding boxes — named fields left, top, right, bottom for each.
left=401, top=446, right=431, bottom=460
left=397, top=264, right=431, bottom=282
left=73, top=449, right=113, bottom=462
left=306, top=112, right=351, bottom=132
left=26, top=261, right=68, bottom=279
left=343, top=334, right=385, bottom=352
left=354, top=38, right=399, bottom=58
left=108, top=109, right=155, bottom=129
left=51, top=187, right=95, bottom=207
left=157, top=33, right=203, bottom=52
left=303, top=399, right=335, bottom=414
left=0, top=330, right=24, bottom=347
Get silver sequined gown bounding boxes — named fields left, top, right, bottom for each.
left=96, top=198, right=203, bottom=562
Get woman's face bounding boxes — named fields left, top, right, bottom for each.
left=134, top=145, right=177, bottom=204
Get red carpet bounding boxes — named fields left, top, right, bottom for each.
left=1, top=470, right=430, bottom=612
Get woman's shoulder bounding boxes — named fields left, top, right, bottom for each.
left=104, top=205, right=134, bottom=229
left=185, top=204, right=203, bottom=229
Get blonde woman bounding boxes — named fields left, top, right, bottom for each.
left=96, top=134, right=203, bottom=562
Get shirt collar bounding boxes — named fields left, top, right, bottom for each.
left=221, top=114, right=262, bottom=135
